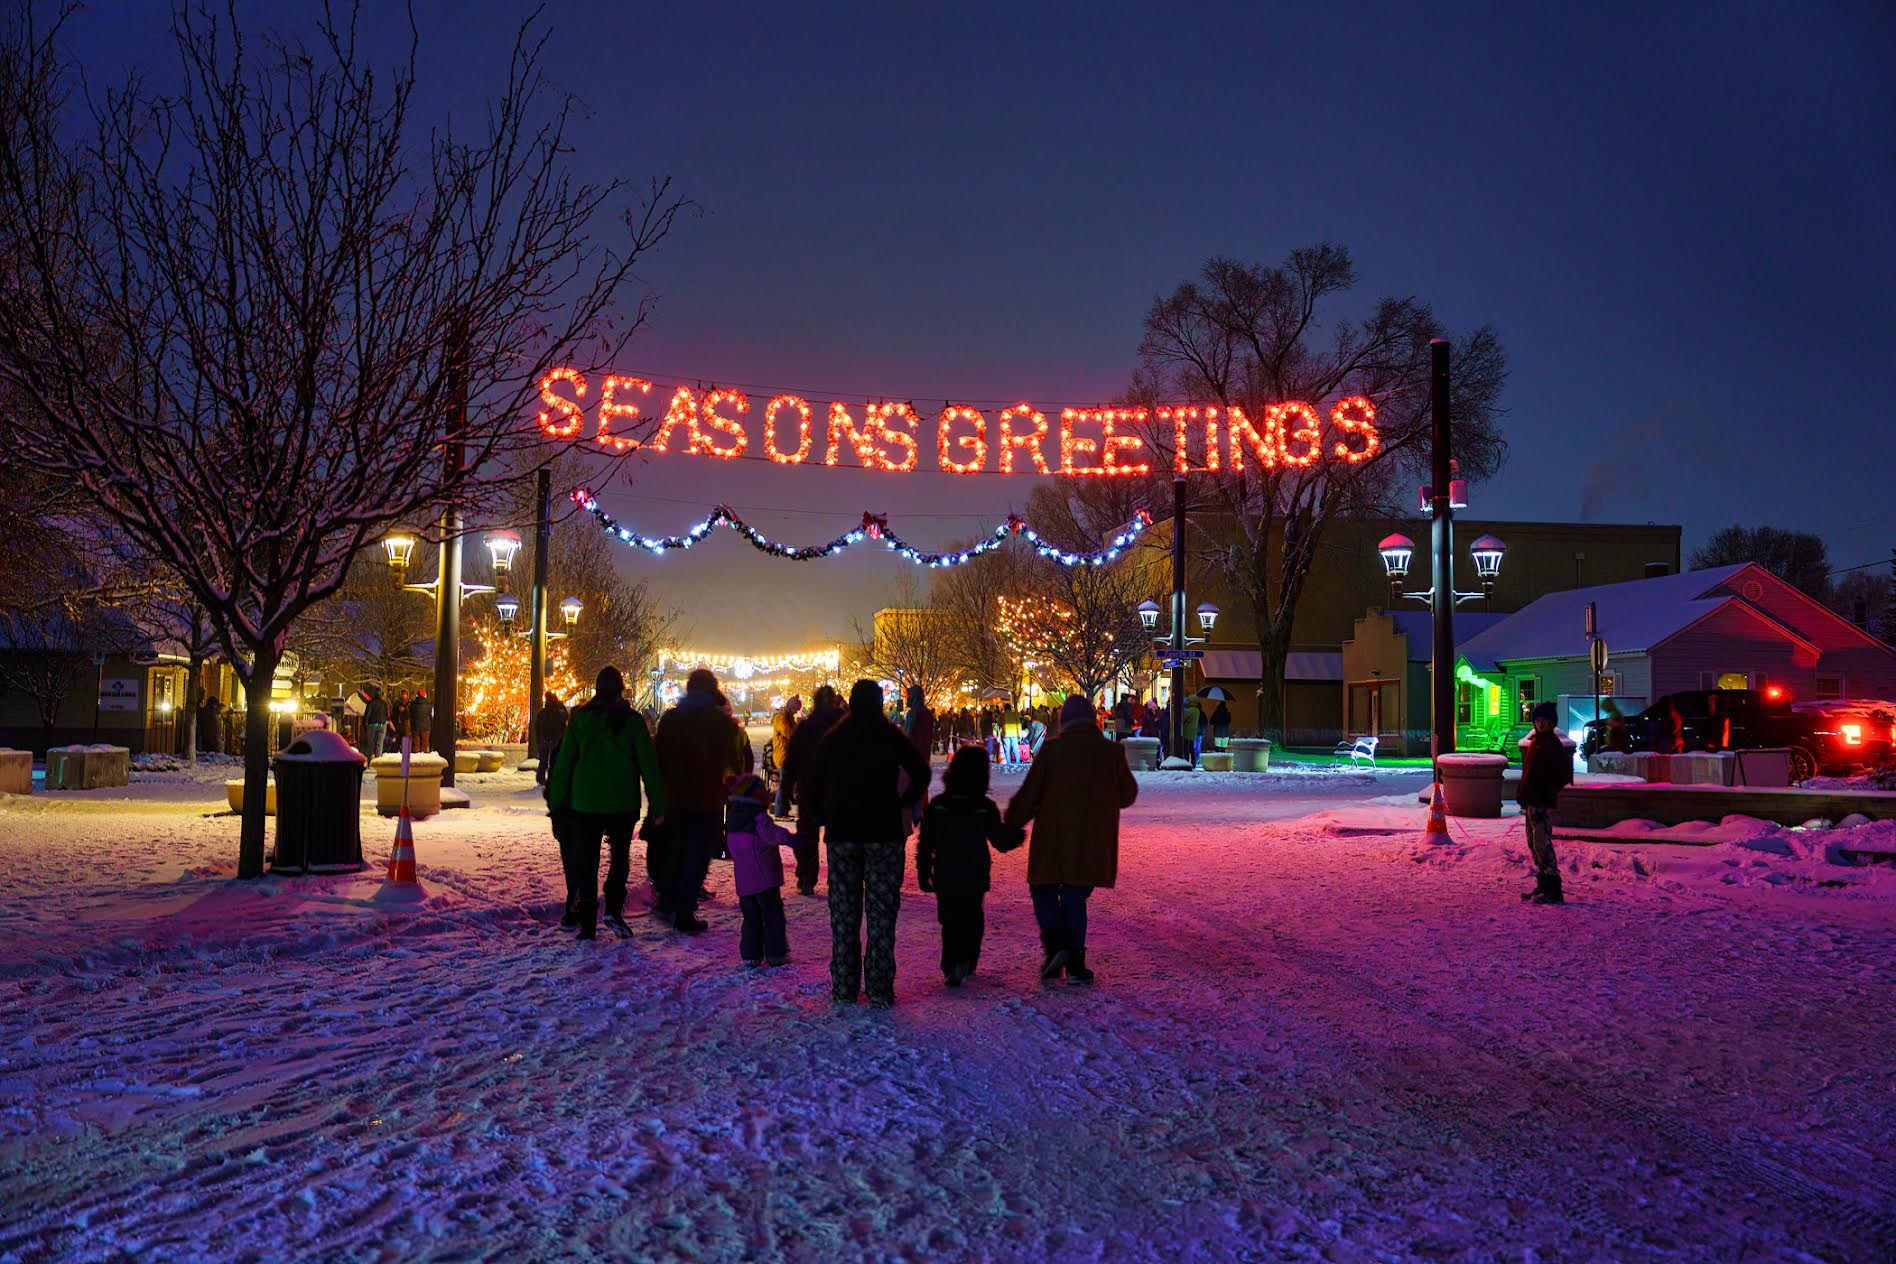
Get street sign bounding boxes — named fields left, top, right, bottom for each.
left=1589, top=637, right=1609, bottom=673
left=1155, top=648, right=1205, bottom=660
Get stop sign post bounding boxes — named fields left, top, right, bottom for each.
left=1590, top=635, right=1609, bottom=742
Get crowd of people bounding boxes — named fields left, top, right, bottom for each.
left=356, top=684, right=434, bottom=758
left=539, top=670, right=1138, bottom=1006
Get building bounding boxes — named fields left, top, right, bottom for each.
left=1338, top=609, right=1508, bottom=754
left=0, top=613, right=202, bottom=755
left=1136, top=515, right=1683, bottom=743
left=1453, top=563, right=1896, bottom=753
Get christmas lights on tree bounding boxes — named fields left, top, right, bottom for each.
left=460, top=617, right=580, bottom=742
left=573, top=491, right=1153, bottom=570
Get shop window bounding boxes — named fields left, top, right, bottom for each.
left=1516, top=677, right=1539, bottom=724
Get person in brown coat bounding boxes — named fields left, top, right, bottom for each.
left=654, top=668, right=747, bottom=932
left=1003, top=692, right=1138, bottom=984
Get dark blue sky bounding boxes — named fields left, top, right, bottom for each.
left=76, top=2, right=1896, bottom=647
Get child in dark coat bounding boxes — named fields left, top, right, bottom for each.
left=916, top=746, right=1024, bottom=986
left=1517, top=701, right=1574, bottom=905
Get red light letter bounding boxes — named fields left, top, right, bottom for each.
left=1330, top=395, right=1379, bottom=462
left=999, top=404, right=1049, bottom=474
left=764, top=395, right=812, bottom=464
left=1100, top=408, right=1151, bottom=476
left=700, top=390, right=750, bottom=458
left=825, top=403, right=881, bottom=467
left=595, top=375, right=652, bottom=451
left=537, top=368, right=585, bottom=438
left=938, top=406, right=988, bottom=474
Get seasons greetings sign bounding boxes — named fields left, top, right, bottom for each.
left=536, top=369, right=1382, bottom=476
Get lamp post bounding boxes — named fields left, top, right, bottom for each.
left=382, top=526, right=514, bottom=788
left=1143, top=480, right=1219, bottom=768
left=1375, top=342, right=1506, bottom=765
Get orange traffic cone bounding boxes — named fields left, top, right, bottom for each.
left=374, top=740, right=426, bottom=904
left=1424, top=780, right=1450, bottom=839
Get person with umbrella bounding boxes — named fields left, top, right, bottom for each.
left=1202, top=687, right=1233, bottom=751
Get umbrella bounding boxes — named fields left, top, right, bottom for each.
left=1196, top=686, right=1232, bottom=701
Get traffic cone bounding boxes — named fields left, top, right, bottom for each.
left=1424, top=780, right=1450, bottom=840
left=374, top=739, right=426, bottom=904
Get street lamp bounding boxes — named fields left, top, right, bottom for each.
left=560, top=596, right=583, bottom=629
left=1196, top=603, right=1219, bottom=634
left=382, top=532, right=417, bottom=577
left=1380, top=533, right=1504, bottom=608
left=495, top=592, right=521, bottom=627
left=1470, top=534, right=1507, bottom=605
left=485, top=529, right=522, bottom=584
left=1138, top=600, right=1161, bottom=630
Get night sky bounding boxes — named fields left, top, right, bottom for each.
left=74, top=2, right=1896, bottom=649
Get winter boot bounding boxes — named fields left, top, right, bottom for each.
left=1520, top=874, right=1546, bottom=902
left=601, top=912, right=634, bottom=940
left=575, top=900, right=598, bottom=940
left=1530, top=874, right=1565, bottom=905
left=559, top=897, right=579, bottom=929
left=673, top=912, right=709, bottom=935
left=1038, top=928, right=1068, bottom=982
left=1064, top=947, right=1095, bottom=985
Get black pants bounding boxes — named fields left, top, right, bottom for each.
left=668, top=810, right=722, bottom=918
left=739, top=888, right=788, bottom=964
left=827, top=839, right=902, bottom=1003
left=936, top=893, right=985, bottom=976
left=557, top=811, right=635, bottom=931
left=793, top=818, right=821, bottom=892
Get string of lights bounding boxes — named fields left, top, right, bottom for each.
left=573, top=489, right=1154, bottom=569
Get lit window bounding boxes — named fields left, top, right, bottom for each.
left=1517, top=678, right=1539, bottom=724
left=1715, top=672, right=1748, bottom=691
left=1486, top=684, right=1502, bottom=718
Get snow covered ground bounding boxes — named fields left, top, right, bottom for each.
left=2, top=763, right=1893, bottom=1262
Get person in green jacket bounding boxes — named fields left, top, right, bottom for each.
left=547, top=666, right=667, bottom=941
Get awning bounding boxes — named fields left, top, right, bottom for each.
left=1199, top=650, right=1343, bottom=683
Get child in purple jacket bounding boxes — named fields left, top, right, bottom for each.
left=725, top=774, right=798, bottom=966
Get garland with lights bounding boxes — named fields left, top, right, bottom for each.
left=574, top=490, right=1153, bottom=569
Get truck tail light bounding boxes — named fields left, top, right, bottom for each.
left=1841, top=723, right=1862, bottom=746
left=1763, top=684, right=1787, bottom=702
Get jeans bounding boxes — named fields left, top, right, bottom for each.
left=668, top=810, right=722, bottom=918
left=1000, top=736, right=1019, bottom=764
left=535, top=740, right=555, bottom=785
left=936, top=893, right=985, bottom=975
left=364, top=722, right=386, bottom=758
left=739, top=888, right=788, bottom=964
left=827, top=839, right=903, bottom=1003
left=1524, top=806, right=1559, bottom=877
left=1030, top=883, right=1093, bottom=949
left=772, top=779, right=791, bottom=816
left=793, top=818, right=821, bottom=891
left=557, top=811, right=636, bottom=931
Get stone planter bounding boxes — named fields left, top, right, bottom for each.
left=1122, top=737, right=1161, bottom=771
left=370, top=752, right=448, bottom=819
left=0, top=748, right=32, bottom=794
left=1229, top=738, right=1273, bottom=773
left=45, top=745, right=131, bottom=790
left=453, top=750, right=480, bottom=775
left=225, top=778, right=278, bottom=816
left=1437, top=752, right=1509, bottom=818
left=474, top=749, right=504, bottom=773
left=1199, top=751, right=1233, bottom=772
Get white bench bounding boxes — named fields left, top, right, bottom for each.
left=1333, top=735, right=1379, bottom=767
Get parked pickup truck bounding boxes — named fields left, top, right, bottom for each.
left=1581, top=688, right=1895, bottom=781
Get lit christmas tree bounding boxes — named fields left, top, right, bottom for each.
left=460, top=616, right=580, bottom=743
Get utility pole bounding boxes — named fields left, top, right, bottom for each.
left=527, top=467, right=551, bottom=751
left=1429, top=338, right=1455, bottom=766
left=433, top=347, right=466, bottom=788
left=1168, top=476, right=1187, bottom=761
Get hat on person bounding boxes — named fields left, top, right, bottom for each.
left=1531, top=701, right=1559, bottom=724
left=685, top=667, right=719, bottom=694
left=730, top=773, right=767, bottom=801
left=848, top=678, right=885, bottom=720
left=1059, top=694, right=1097, bottom=727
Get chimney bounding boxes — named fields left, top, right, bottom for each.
left=1645, top=562, right=1670, bottom=579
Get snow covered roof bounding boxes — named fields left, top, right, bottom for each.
left=1457, top=564, right=1753, bottom=671
left=1386, top=611, right=1509, bottom=661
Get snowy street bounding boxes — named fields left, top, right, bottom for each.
left=2, top=763, right=1892, bottom=1263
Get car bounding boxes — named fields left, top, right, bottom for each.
left=1582, top=688, right=1895, bottom=782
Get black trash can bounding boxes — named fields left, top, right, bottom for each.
left=271, top=729, right=368, bottom=873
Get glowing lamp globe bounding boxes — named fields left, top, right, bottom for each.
left=1470, top=534, right=1507, bottom=582
left=382, top=532, right=418, bottom=573
left=485, top=529, right=522, bottom=578
left=1137, top=600, right=1161, bottom=630
left=559, top=596, right=583, bottom=628
left=1196, top=603, right=1219, bottom=633
left=1377, top=533, right=1416, bottom=580
left=495, top=593, right=521, bottom=626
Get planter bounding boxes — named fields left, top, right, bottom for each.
left=369, top=752, right=448, bottom=819
left=1122, top=737, right=1161, bottom=771
left=0, top=748, right=33, bottom=794
left=1229, top=738, right=1273, bottom=773
left=453, top=750, right=480, bottom=775
left=46, top=745, right=130, bottom=790
left=225, top=778, right=278, bottom=816
left=474, top=749, right=505, bottom=773
left=1436, top=752, right=1509, bottom=818
left=1200, top=751, right=1233, bottom=772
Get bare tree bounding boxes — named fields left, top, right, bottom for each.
left=1690, top=525, right=1832, bottom=601
left=930, top=541, right=1029, bottom=695
left=860, top=577, right=961, bottom=701
left=1135, top=245, right=1507, bottom=739
left=996, top=566, right=1150, bottom=702
left=0, top=8, right=683, bottom=875
left=140, top=590, right=221, bottom=761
